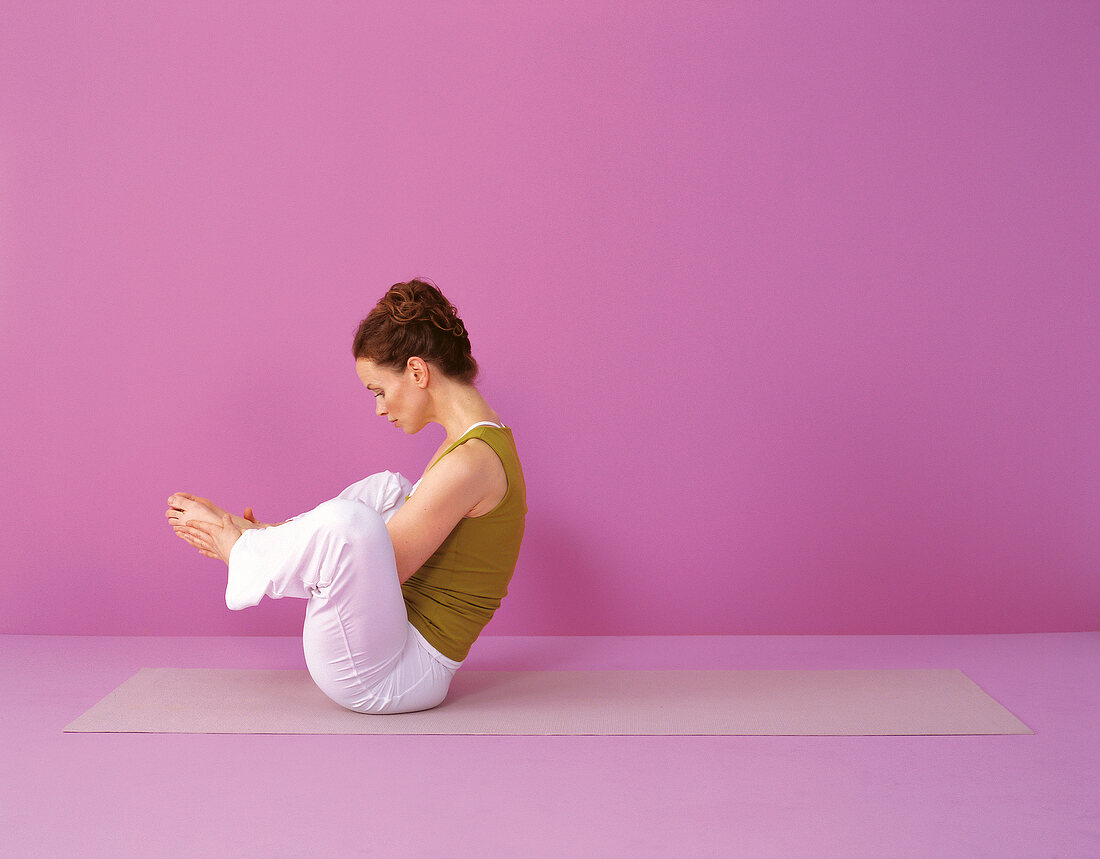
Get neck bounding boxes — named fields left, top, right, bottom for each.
left=427, top=376, right=500, bottom=442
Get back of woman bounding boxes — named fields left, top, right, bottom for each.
left=402, top=421, right=527, bottom=663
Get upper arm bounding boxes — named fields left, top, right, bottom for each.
left=385, top=444, right=488, bottom=584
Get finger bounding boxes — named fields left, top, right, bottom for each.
left=194, top=541, right=216, bottom=555
left=186, top=526, right=214, bottom=545
left=177, top=526, right=214, bottom=552
left=177, top=529, right=205, bottom=550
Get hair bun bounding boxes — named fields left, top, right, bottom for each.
left=388, top=295, right=422, bottom=325
left=353, top=278, right=480, bottom=385
left=386, top=280, right=467, bottom=339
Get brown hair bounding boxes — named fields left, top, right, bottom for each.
left=351, top=278, right=479, bottom=385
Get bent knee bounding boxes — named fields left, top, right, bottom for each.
left=311, top=498, right=386, bottom=538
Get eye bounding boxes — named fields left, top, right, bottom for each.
left=374, top=391, right=383, bottom=398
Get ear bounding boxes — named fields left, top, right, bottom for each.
left=408, top=357, right=430, bottom=387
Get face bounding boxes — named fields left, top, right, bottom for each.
left=355, top=358, right=426, bottom=433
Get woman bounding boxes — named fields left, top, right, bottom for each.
left=165, top=278, right=527, bottom=714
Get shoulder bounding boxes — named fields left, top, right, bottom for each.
left=461, top=435, right=499, bottom=459
left=422, top=439, right=496, bottom=491
left=461, top=437, right=507, bottom=477
left=430, top=437, right=505, bottom=498
left=442, top=438, right=502, bottom=483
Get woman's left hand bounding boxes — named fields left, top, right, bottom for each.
left=182, top=514, right=243, bottom=566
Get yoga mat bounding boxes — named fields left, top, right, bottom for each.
left=64, top=668, right=1032, bottom=735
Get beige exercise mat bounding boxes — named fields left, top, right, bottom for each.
left=63, top=668, right=1032, bottom=735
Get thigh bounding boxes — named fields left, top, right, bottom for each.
left=334, top=470, right=414, bottom=522
left=333, top=621, right=458, bottom=714
left=300, top=500, right=410, bottom=706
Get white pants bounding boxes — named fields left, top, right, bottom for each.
left=226, top=471, right=464, bottom=714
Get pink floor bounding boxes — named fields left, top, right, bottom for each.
left=2, top=632, right=1097, bottom=857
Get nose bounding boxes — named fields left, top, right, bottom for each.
left=376, top=401, right=387, bottom=417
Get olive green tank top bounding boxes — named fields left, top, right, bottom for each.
left=401, top=422, right=527, bottom=662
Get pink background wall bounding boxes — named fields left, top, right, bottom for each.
left=1, top=1, right=1096, bottom=636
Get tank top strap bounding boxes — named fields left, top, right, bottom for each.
left=461, top=420, right=506, bottom=435
left=441, top=421, right=507, bottom=459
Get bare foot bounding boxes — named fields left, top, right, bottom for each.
left=166, top=493, right=256, bottom=532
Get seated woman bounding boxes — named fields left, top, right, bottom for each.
left=165, top=278, right=527, bottom=714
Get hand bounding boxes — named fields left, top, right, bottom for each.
left=167, top=492, right=258, bottom=531
left=180, top=513, right=243, bottom=566
left=175, top=524, right=221, bottom=560
left=174, top=508, right=256, bottom=559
